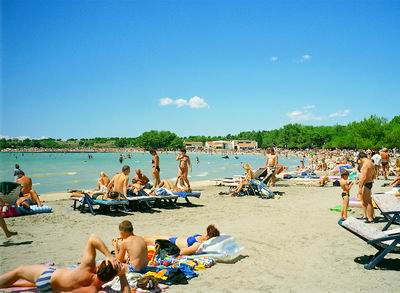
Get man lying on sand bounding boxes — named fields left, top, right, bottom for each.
left=112, top=221, right=148, bottom=273
left=0, top=234, right=130, bottom=292
left=144, top=225, right=220, bottom=255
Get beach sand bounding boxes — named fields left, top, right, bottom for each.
left=1, top=180, right=399, bottom=292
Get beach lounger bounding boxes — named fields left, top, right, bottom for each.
left=71, top=194, right=129, bottom=215
left=173, top=191, right=201, bottom=204
left=338, top=216, right=400, bottom=269
left=372, top=193, right=400, bottom=230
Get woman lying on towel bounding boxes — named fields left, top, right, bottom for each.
left=144, top=225, right=220, bottom=255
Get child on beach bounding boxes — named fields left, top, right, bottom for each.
left=112, top=220, right=148, bottom=273
left=340, top=170, right=353, bottom=220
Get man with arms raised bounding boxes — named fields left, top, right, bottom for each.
left=0, top=234, right=130, bottom=292
left=357, top=152, right=376, bottom=223
left=108, top=165, right=130, bottom=199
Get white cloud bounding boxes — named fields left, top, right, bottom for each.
left=159, top=97, right=174, bottom=106
left=287, top=105, right=324, bottom=122
left=301, top=54, right=311, bottom=61
left=0, top=134, right=48, bottom=140
left=159, top=96, right=209, bottom=109
left=271, top=56, right=278, bottom=63
left=330, top=109, right=350, bottom=118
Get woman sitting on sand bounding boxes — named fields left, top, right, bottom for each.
left=230, top=163, right=254, bottom=196
left=144, top=225, right=220, bottom=255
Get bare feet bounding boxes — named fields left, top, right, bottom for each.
left=6, top=231, right=18, bottom=238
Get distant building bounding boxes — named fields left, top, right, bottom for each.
left=205, top=140, right=230, bottom=150
left=184, top=141, right=204, bottom=150
left=205, top=140, right=258, bottom=150
left=231, top=140, right=258, bottom=150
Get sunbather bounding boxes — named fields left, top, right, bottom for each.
left=97, top=172, right=110, bottom=192
left=130, top=169, right=150, bottom=192
left=230, top=163, right=254, bottom=196
left=112, top=221, right=148, bottom=273
left=108, top=165, right=130, bottom=198
left=15, top=171, right=43, bottom=207
left=0, top=234, right=130, bottom=292
left=144, top=225, right=220, bottom=255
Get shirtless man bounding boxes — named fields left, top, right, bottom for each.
left=15, top=171, right=43, bottom=207
left=176, top=149, right=191, bottom=190
left=0, top=234, right=130, bottom=292
left=107, top=165, right=130, bottom=198
left=266, top=148, right=278, bottom=187
left=112, top=221, right=148, bottom=274
left=380, top=148, right=390, bottom=180
left=131, top=169, right=149, bottom=191
left=357, top=152, right=376, bottom=222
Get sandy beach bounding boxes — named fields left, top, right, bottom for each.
left=1, top=179, right=399, bottom=292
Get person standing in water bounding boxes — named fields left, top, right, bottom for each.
left=176, top=149, right=192, bottom=191
left=149, top=149, right=160, bottom=190
left=119, top=154, right=123, bottom=164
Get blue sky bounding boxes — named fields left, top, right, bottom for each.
left=2, top=0, right=400, bottom=139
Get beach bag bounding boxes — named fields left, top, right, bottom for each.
left=333, top=180, right=340, bottom=187
left=154, top=239, right=180, bottom=259
left=137, top=276, right=160, bottom=291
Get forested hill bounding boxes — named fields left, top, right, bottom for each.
left=1, top=115, right=399, bottom=150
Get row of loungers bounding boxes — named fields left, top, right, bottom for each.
left=70, top=190, right=201, bottom=215
left=339, top=192, right=400, bottom=269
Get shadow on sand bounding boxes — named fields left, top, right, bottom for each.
left=0, top=240, right=33, bottom=247
left=354, top=255, right=400, bottom=271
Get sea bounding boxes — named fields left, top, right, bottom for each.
left=0, top=152, right=303, bottom=194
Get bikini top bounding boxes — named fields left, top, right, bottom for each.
left=187, top=234, right=201, bottom=247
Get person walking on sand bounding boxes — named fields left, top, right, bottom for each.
left=176, top=149, right=192, bottom=191
left=108, top=165, right=130, bottom=198
left=357, top=152, right=376, bottom=223
left=0, top=215, right=17, bottom=238
left=380, top=148, right=390, bottom=180
left=266, top=148, right=278, bottom=187
left=0, top=235, right=130, bottom=292
left=150, top=149, right=161, bottom=190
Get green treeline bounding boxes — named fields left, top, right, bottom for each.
left=1, top=116, right=399, bottom=150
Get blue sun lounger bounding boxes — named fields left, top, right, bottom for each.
left=71, top=194, right=129, bottom=215
left=338, top=217, right=400, bottom=269
left=173, top=191, right=201, bottom=204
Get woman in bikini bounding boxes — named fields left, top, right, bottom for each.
left=150, top=149, right=161, bottom=191
left=175, top=148, right=191, bottom=191
left=231, top=163, right=255, bottom=196
left=144, top=225, right=220, bottom=255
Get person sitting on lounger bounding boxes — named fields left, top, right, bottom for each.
left=144, top=224, right=220, bottom=255
left=112, top=220, right=148, bottom=273
left=230, top=163, right=255, bottom=196
left=130, top=169, right=150, bottom=191
left=108, top=165, right=130, bottom=199
left=15, top=171, right=43, bottom=208
left=0, top=234, right=130, bottom=292
left=97, top=172, right=110, bottom=193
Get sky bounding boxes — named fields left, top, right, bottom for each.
left=1, top=0, right=400, bottom=139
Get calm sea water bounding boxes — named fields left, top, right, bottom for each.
left=0, top=152, right=301, bottom=194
